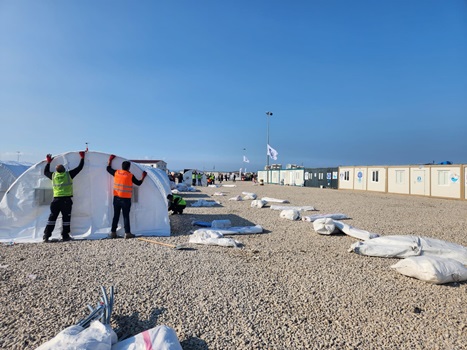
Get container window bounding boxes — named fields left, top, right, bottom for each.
left=395, top=170, right=405, bottom=184
left=372, top=171, right=379, bottom=182
left=438, top=170, right=449, bottom=186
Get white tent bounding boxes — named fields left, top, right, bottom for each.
left=0, top=161, right=32, bottom=200
left=0, top=151, right=170, bottom=243
left=182, top=170, right=207, bottom=187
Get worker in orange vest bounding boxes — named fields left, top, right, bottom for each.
left=107, top=155, right=147, bottom=239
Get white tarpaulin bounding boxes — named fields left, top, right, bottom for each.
left=189, top=229, right=241, bottom=247
left=270, top=205, right=316, bottom=211
left=0, top=151, right=170, bottom=243
left=261, top=197, right=289, bottom=203
left=37, top=321, right=182, bottom=350
left=349, top=235, right=467, bottom=264
left=312, top=218, right=379, bottom=240
left=193, top=225, right=263, bottom=235
left=301, top=213, right=349, bottom=222
left=0, top=161, right=32, bottom=200
left=391, top=256, right=467, bottom=284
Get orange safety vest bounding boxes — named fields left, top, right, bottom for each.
left=113, top=170, right=133, bottom=198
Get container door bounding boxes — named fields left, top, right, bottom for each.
left=411, top=169, right=429, bottom=195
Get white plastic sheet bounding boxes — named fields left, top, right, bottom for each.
left=36, top=321, right=117, bottom=350
left=190, top=199, right=220, bottom=207
left=194, top=225, right=263, bottom=235
left=242, top=192, right=257, bottom=200
left=280, top=209, right=301, bottom=221
left=391, top=256, right=467, bottom=284
left=270, top=205, right=316, bottom=211
left=189, top=229, right=241, bottom=247
left=301, top=213, right=349, bottom=222
left=251, top=200, right=267, bottom=208
left=112, top=325, right=182, bottom=350
left=261, top=197, right=289, bottom=203
left=228, top=195, right=243, bottom=201
left=349, top=235, right=467, bottom=264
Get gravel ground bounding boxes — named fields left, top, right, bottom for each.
left=1, top=181, right=466, bottom=349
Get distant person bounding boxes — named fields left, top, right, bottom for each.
left=233, top=174, right=236, bottom=182
left=192, top=171, right=196, bottom=186
left=43, top=151, right=85, bottom=242
left=197, top=172, right=203, bottom=186
left=107, top=155, right=147, bottom=239
left=167, top=194, right=186, bottom=215
left=168, top=171, right=175, bottom=182
left=177, top=172, right=183, bottom=184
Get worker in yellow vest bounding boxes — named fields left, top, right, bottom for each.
left=107, top=155, right=147, bottom=239
left=167, top=194, right=186, bottom=215
left=43, top=151, right=85, bottom=242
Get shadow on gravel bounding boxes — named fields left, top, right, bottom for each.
left=179, top=193, right=211, bottom=199
left=169, top=214, right=259, bottom=237
left=113, top=307, right=165, bottom=341
left=180, top=337, right=209, bottom=350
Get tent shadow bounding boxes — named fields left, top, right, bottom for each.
left=113, top=307, right=166, bottom=341
left=180, top=337, right=209, bottom=350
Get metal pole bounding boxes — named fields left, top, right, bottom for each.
left=266, top=112, right=273, bottom=184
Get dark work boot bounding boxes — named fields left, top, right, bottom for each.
left=109, top=232, right=117, bottom=239
left=43, top=234, right=51, bottom=243
left=62, top=233, right=72, bottom=242
left=124, top=232, right=135, bottom=239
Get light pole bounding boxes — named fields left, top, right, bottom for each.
left=266, top=111, right=273, bottom=184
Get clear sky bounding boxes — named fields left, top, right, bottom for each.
left=1, top=0, right=466, bottom=172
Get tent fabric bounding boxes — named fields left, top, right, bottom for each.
left=0, top=151, right=170, bottom=243
left=0, top=161, right=32, bottom=199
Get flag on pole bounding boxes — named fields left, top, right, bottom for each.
left=267, top=144, right=278, bottom=160
left=243, top=155, right=250, bottom=163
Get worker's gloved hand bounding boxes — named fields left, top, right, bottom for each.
left=46, top=154, right=53, bottom=163
left=109, top=154, right=116, bottom=163
left=79, top=151, right=85, bottom=159
left=142, top=171, right=147, bottom=180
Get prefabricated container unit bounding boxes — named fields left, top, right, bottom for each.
left=367, top=167, right=387, bottom=193
left=282, top=169, right=305, bottom=186
left=304, top=168, right=338, bottom=188
left=387, top=166, right=410, bottom=195
left=257, top=169, right=282, bottom=184
left=339, top=164, right=466, bottom=200
left=338, top=167, right=354, bottom=190
left=430, top=165, right=461, bottom=199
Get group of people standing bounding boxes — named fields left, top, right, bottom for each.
left=42, top=152, right=147, bottom=242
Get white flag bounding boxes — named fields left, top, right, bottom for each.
left=243, top=155, right=250, bottom=163
left=267, top=144, right=278, bottom=160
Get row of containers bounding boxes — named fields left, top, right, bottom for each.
left=257, top=164, right=467, bottom=200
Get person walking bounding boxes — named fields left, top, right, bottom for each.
left=43, top=151, right=85, bottom=242
left=107, top=155, right=147, bottom=239
left=167, top=194, right=186, bottom=215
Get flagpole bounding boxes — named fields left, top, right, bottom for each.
left=266, top=111, right=273, bottom=184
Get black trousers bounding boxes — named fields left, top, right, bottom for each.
left=111, top=196, right=132, bottom=233
left=44, top=197, right=73, bottom=238
left=169, top=203, right=186, bottom=214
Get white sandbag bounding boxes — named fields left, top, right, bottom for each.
left=112, top=325, right=182, bottom=350
left=242, top=192, right=257, bottom=200
left=391, top=256, right=467, bottom=284
left=189, top=229, right=241, bottom=247
left=194, top=225, right=263, bottom=235
left=228, top=195, right=243, bottom=201
left=350, top=235, right=467, bottom=264
left=222, top=184, right=237, bottom=187
left=334, top=220, right=379, bottom=240
left=37, top=321, right=117, bottom=350
left=302, top=213, right=349, bottom=222
left=280, top=209, right=300, bottom=221
left=313, top=218, right=339, bottom=235
left=211, top=220, right=231, bottom=229
left=251, top=200, right=267, bottom=208
left=261, top=197, right=289, bottom=203
left=190, top=199, right=220, bottom=207
left=212, top=192, right=225, bottom=196
left=270, top=205, right=316, bottom=211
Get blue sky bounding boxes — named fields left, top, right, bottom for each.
left=1, top=1, right=466, bottom=172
